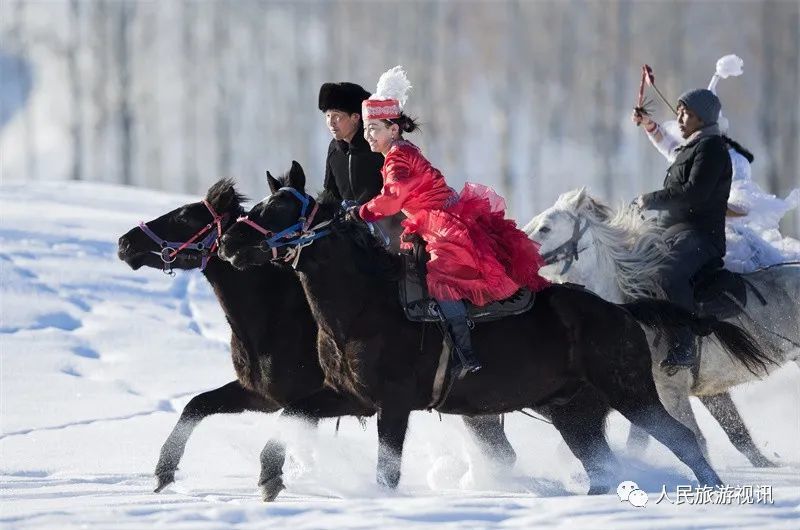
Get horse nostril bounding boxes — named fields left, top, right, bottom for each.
left=117, top=237, right=136, bottom=260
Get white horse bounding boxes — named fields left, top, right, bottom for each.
left=525, top=188, right=800, bottom=466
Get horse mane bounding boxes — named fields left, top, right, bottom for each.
left=561, top=188, right=668, bottom=299
left=333, top=217, right=402, bottom=281
left=207, top=177, right=248, bottom=215
left=316, top=188, right=341, bottom=209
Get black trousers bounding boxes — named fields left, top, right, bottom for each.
left=652, top=229, right=721, bottom=360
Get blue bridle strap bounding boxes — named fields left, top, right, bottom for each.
left=258, top=187, right=332, bottom=252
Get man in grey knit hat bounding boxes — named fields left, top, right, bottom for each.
left=633, top=88, right=732, bottom=375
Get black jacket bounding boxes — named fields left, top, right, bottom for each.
left=642, top=133, right=732, bottom=254
left=323, top=128, right=385, bottom=204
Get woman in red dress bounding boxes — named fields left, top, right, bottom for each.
left=351, top=66, right=549, bottom=377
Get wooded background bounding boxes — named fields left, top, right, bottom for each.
left=1, top=0, right=798, bottom=233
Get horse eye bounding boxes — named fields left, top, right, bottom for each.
left=539, top=226, right=551, bottom=234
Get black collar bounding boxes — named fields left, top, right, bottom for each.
left=335, top=126, right=369, bottom=154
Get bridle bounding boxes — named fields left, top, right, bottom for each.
left=539, top=212, right=591, bottom=275
left=138, top=200, right=227, bottom=275
left=236, top=187, right=332, bottom=269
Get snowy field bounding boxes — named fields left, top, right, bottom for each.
left=1, top=181, right=799, bottom=529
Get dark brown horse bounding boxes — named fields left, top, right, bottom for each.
left=217, top=162, right=768, bottom=494
left=117, top=179, right=516, bottom=500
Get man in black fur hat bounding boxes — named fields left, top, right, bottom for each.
left=319, top=82, right=385, bottom=204
left=319, top=82, right=403, bottom=249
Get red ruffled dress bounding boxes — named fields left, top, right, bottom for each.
left=359, top=140, right=549, bottom=306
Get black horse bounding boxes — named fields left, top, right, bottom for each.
left=218, top=162, right=771, bottom=494
left=117, top=179, right=517, bottom=500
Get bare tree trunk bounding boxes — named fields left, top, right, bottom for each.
left=213, top=2, right=231, bottom=177
left=760, top=2, right=779, bottom=197
left=67, top=0, right=83, bottom=181
left=116, top=1, right=134, bottom=186
left=182, top=0, right=198, bottom=193
left=610, top=0, right=631, bottom=201
left=498, top=0, right=521, bottom=201
left=91, top=0, right=111, bottom=183
left=590, top=3, right=612, bottom=198
left=7, top=0, right=38, bottom=180
left=781, top=3, right=800, bottom=236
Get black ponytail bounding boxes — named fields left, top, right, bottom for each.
left=383, top=112, right=420, bottom=134
left=723, top=135, right=755, bottom=164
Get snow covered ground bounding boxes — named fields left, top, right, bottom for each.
left=1, top=181, right=798, bottom=529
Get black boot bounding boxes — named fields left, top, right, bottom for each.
left=659, top=327, right=696, bottom=376
left=437, top=299, right=482, bottom=379
left=448, top=317, right=483, bottom=379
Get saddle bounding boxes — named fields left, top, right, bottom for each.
left=398, top=235, right=536, bottom=323
left=692, top=259, right=763, bottom=319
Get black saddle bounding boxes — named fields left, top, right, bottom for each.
left=692, top=259, right=761, bottom=319
left=398, top=236, right=536, bottom=323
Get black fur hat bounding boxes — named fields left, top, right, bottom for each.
left=318, top=82, right=371, bottom=115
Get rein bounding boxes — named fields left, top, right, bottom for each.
left=341, top=199, right=390, bottom=247
left=138, top=199, right=227, bottom=275
left=539, top=212, right=591, bottom=275
left=236, top=187, right=332, bottom=269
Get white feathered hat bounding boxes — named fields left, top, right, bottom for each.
left=362, top=66, right=412, bottom=120
left=707, top=54, right=744, bottom=132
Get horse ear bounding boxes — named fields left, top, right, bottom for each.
left=266, top=171, right=281, bottom=194
left=575, top=187, right=587, bottom=205
left=287, top=160, right=306, bottom=192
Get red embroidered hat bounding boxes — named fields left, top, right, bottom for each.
left=362, top=66, right=412, bottom=121
left=362, top=99, right=401, bottom=120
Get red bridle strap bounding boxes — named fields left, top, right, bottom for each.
left=168, top=200, right=225, bottom=258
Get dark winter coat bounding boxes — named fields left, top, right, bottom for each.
left=642, top=132, right=732, bottom=255
left=323, top=128, right=385, bottom=204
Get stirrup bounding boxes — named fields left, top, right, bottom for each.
left=451, top=349, right=482, bottom=380
left=451, top=360, right=482, bottom=380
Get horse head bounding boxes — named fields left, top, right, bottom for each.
left=219, top=161, right=335, bottom=270
left=526, top=188, right=667, bottom=300
left=219, top=161, right=399, bottom=281
left=117, top=178, right=246, bottom=272
left=524, top=188, right=606, bottom=279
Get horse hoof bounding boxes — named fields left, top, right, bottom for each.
left=377, top=470, right=401, bottom=489
left=260, top=476, right=285, bottom=502
left=154, top=472, right=175, bottom=493
left=587, top=485, right=610, bottom=495
left=750, top=456, right=779, bottom=468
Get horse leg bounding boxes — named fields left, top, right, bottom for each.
left=548, top=385, right=618, bottom=495
left=611, top=393, right=721, bottom=486
left=154, top=380, right=278, bottom=492
left=461, top=414, right=517, bottom=469
left=629, top=339, right=708, bottom=460
left=699, top=392, right=777, bottom=467
left=377, top=407, right=410, bottom=488
left=626, top=425, right=650, bottom=457
left=258, top=388, right=374, bottom=501
left=651, top=370, right=710, bottom=460
left=258, top=409, right=319, bottom=502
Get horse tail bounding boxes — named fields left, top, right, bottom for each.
left=620, top=299, right=776, bottom=376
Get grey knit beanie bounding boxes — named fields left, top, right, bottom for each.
left=678, top=88, right=721, bottom=125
